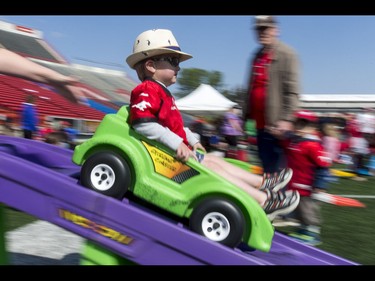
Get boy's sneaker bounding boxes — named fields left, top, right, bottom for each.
left=262, top=189, right=300, bottom=221
left=259, top=168, right=293, bottom=193
left=288, top=231, right=322, bottom=246
left=272, top=215, right=301, bottom=227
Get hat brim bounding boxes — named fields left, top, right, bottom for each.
left=255, top=23, right=276, bottom=29
left=126, top=48, right=192, bottom=69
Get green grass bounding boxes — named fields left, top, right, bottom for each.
left=248, top=149, right=375, bottom=265
left=316, top=174, right=375, bottom=265
left=2, top=165, right=375, bottom=265
left=3, top=208, right=37, bottom=231
left=274, top=170, right=375, bottom=265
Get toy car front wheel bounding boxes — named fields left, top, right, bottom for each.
left=189, top=197, right=245, bottom=248
left=80, top=151, right=131, bottom=199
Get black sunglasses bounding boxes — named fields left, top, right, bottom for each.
left=153, top=56, right=180, bottom=67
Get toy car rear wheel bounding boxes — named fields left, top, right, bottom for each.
left=189, top=197, right=245, bottom=248
left=80, top=151, right=131, bottom=199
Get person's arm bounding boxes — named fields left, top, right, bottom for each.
left=134, top=122, right=197, bottom=162
left=278, top=43, right=300, bottom=123
left=133, top=122, right=183, bottom=151
left=184, top=127, right=206, bottom=153
left=184, top=127, right=200, bottom=147
left=0, top=48, right=82, bottom=103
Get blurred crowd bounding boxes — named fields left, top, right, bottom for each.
left=0, top=116, right=79, bottom=149
left=186, top=106, right=375, bottom=178
left=338, top=108, right=375, bottom=177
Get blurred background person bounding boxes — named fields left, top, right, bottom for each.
left=242, top=15, right=301, bottom=173
left=44, top=132, right=60, bottom=145
left=20, top=94, right=38, bottom=139
left=356, top=107, right=375, bottom=139
left=321, top=123, right=341, bottom=164
left=244, top=118, right=257, bottom=152
left=282, top=110, right=332, bottom=246
left=61, top=120, right=79, bottom=149
left=348, top=125, right=370, bottom=177
left=356, top=107, right=375, bottom=169
left=44, top=122, right=70, bottom=148
left=189, top=116, right=218, bottom=152
left=0, top=117, right=16, bottom=136
left=220, top=105, right=245, bottom=147
left=39, top=119, right=56, bottom=141
left=220, top=105, right=247, bottom=160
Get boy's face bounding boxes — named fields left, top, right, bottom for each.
left=150, top=55, right=181, bottom=87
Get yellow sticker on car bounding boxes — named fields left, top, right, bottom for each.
left=142, top=141, right=191, bottom=178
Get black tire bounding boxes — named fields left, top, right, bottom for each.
left=189, top=197, right=245, bottom=248
left=80, top=151, right=131, bottom=199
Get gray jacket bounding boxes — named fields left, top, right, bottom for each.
left=243, top=40, right=301, bottom=126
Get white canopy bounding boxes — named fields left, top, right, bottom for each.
left=175, top=84, right=237, bottom=114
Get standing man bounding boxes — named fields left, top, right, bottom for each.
left=243, top=15, right=301, bottom=174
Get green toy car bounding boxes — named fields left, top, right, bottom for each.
left=72, top=106, right=274, bottom=252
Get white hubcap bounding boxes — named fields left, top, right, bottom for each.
left=90, top=164, right=115, bottom=191
left=200, top=212, right=230, bottom=242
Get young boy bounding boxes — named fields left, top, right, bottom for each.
left=126, top=29, right=300, bottom=220
left=282, top=110, right=332, bottom=245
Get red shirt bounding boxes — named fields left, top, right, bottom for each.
left=283, top=134, right=332, bottom=197
left=129, top=78, right=188, bottom=145
left=248, top=51, right=272, bottom=129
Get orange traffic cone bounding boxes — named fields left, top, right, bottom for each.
left=312, top=192, right=365, bottom=208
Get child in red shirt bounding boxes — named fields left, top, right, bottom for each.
left=282, top=110, right=332, bottom=246
left=126, top=29, right=299, bottom=221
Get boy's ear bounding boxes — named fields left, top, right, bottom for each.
left=145, top=59, right=156, bottom=72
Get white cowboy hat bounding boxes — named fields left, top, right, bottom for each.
left=126, top=29, right=193, bottom=69
left=254, top=15, right=277, bottom=28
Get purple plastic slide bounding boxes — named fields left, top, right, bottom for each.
left=0, top=136, right=357, bottom=265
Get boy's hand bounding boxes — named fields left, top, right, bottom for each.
left=192, top=142, right=206, bottom=153
left=176, top=142, right=195, bottom=162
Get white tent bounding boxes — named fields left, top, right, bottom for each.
left=175, top=84, right=237, bottom=114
